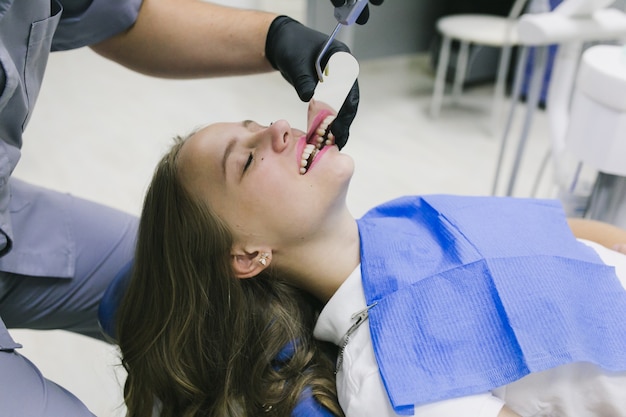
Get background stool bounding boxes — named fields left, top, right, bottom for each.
left=430, top=0, right=530, bottom=134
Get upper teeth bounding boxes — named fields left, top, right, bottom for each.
left=300, top=144, right=318, bottom=174
left=300, top=115, right=336, bottom=175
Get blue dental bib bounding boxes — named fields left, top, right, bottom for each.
left=356, top=195, right=626, bottom=415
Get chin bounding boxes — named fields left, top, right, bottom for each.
left=324, top=151, right=354, bottom=183
left=339, top=156, right=356, bottom=182
left=330, top=155, right=355, bottom=194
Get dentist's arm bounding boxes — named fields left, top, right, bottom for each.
left=614, top=243, right=626, bottom=254
left=498, top=406, right=522, bottom=417
left=91, top=0, right=359, bottom=148
left=91, top=0, right=276, bottom=78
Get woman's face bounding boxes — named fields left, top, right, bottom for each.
left=177, top=101, right=355, bottom=250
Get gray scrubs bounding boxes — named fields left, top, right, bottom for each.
left=0, top=0, right=141, bottom=414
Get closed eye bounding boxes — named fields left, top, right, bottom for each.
left=243, top=152, right=254, bottom=173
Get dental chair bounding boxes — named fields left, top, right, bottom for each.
left=491, top=0, right=626, bottom=212
left=98, top=262, right=335, bottom=417
left=564, top=43, right=626, bottom=228
left=98, top=260, right=132, bottom=340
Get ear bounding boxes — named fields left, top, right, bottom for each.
left=231, top=247, right=272, bottom=279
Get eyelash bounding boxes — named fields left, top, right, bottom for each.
left=243, top=152, right=254, bottom=172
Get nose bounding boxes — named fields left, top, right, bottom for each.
left=269, top=119, right=291, bottom=152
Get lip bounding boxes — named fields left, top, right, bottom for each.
left=296, top=109, right=336, bottom=174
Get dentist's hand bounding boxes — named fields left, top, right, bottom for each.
left=265, top=16, right=359, bottom=149
left=330, top=0, right=384, bottom=25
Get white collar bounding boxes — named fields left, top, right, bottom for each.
left=313, top=264, right=367, bottom=346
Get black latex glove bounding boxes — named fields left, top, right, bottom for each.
left=330, top=0, right=384, bottom=25
left=265, top=16, right=358, bottom=149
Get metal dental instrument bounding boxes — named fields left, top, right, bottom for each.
left=315, top=0, right=369, bottom=81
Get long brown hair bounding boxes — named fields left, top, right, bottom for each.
left=117, top=136, right=342, bottom=417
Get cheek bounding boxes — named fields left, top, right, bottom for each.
left=252, top=159, right=299, bottom=199
left=241, top=154, right=352, bottom=221
left=252, top=177, right=314, bottom=226
left=240, top=176, right=295, bottom=218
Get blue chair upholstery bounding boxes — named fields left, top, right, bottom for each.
left=292, top=388, right=336, bottom=417
left=98, top=260, right=133, bottom=340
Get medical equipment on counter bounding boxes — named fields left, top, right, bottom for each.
left=554, top=0, right=616, bottom=16
left=315, top=0, right=368, bottom=81
left=491, top=0, right=626, bottom=227
left=565, top=44, right=626, bottom=228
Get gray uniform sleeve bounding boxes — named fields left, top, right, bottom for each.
left=52, top=0, right=143, bottom=51
left=0, top=348, right=96, bottom=417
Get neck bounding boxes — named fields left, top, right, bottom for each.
left=276, top=210, right=360, bottom=304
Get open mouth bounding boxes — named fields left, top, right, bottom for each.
left=299, top=110, right=336, bottom=175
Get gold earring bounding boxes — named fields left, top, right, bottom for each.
left=259, top=252, right=270, bottom=266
